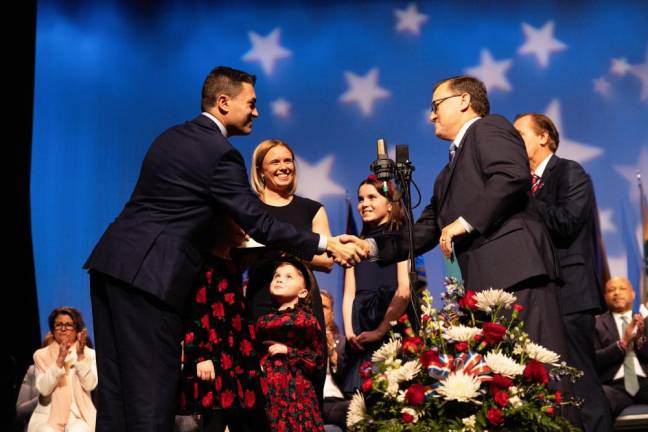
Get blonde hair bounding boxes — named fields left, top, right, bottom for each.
left=250, top=139, right=297, bottom=196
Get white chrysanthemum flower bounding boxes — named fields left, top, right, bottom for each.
left=443, top=324, right=482, bottom=342
left=384, top=360, right=421, bottom=396
left=484, top=351, right=525, bottom=377
left=462, top=415, right=477, bottom=427
left=396, top=389, right=407, bottom=403
left=524, top=342, right=561, bottom=364
left=400, top=407, right=419, bottom=423
left=435, top=370, right=482, bottom=402
left=346, top=392, right=367, bottom=428
left=474, top=289, right=516, bottom=312
left=509, top=395, right=523, bottom=407
left=372, top=338, right=401, bottom=363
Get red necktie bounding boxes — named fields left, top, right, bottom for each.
left=531, top=173, right=543, bottom=194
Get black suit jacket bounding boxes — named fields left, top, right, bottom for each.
left=85, top=115, right=319, bottom=310
left=529, top=155, right=607, bottom=314
left=376, top=115, right=558, bottom=291
left=594, top=311, right=648, bottom=384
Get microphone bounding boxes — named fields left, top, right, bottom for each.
left=370, top=138, right=395, bottom=182
left=395, top=144, right=409, bottom=166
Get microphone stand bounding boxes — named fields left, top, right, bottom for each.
left=395, top=155, right=421, bottom=331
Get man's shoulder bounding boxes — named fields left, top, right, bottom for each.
left=476, top=114, right=512, bottom=128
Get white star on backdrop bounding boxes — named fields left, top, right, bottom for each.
left=394, top=3, right=428, bottom=36
left=614, top=146, right=648, bottom=203
left=544, top=99, right=603, bottom=164
left=295, top=155, right=346, bottom=202
left=598, top=208, right=617, bottom=233
left=607, top=254, right=628, bottom=278
left=339, top=68, right=391, bottom=116
left=464, top=49, right=513, bottom=92
left=271, top=98, right=291, bottom=118
left=518, top=21, right=567, bottom=68
left=242, top=28, right=292, bottom=75
left=593, top=77, right=612, bottom=98
left=610, top=57, right=632, bottom=76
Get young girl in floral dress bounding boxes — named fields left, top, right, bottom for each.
left=256, top=257, right=325, bottom=432
left=179, top=217, right=267, bottom=432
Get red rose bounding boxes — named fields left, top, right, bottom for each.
left=513, top=303, right=524, bottom=312
left=402, top=336, right=424, bottom=354
left=243, top=389, right=256, bottom=408
left=361, top=378, right=373, bottom=392
left=220, top=389, right=235, bottom=408
left=473, top=334, right=483, bottom=342
left=546, top=406, right=555, bottom=415
left=398, top=314, right=410, bottom=324
left=404, top=383, right=426, bottom=406
left=459, top=290, right=478, bottom=310
left=524, top=360, right=549, bottom=385
left=184, top=332, right=194, bottom=345
left=455, top=341, right=469, bottom=352
left=201, top=391, right=213, bottom=408
left=212, top=302, right=225, bottom=320
left=492, top=374, right=513, bottom=389
left=494, top=390, right=509, bottom=407
left=195, top=286, right=207, bottom=304
left=481, top=322, right=507, bottom=344
left=217, top=278, right=228, bottom=292
left=554, top=391, right=562, bottom=404
left=422, top=314, right=430, bottom=322
left=486, top=407, right=504, bottom=426
left=402, top=411, right=415, bottom=423
left=420, top=350, right=441, bottom=368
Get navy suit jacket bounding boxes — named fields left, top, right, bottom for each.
left=376, top=115, right=558, bottom=292
left=85, top=115, right=319, bottom=310
left=594, top=311, right=648, bottom=384
left=529, top=155, right=607, bottom=314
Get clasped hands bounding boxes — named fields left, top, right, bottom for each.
left=326, top=235, right=371, bottom=267
left=622, top=314, right=646, bottom=348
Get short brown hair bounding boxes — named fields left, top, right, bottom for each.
left=201, top=66, right=256, bottom=111
left=515, top=112, right=560, bottom=152
left=250, top=139, right=297, bottom=196
left=434, top=75, right=490, bottom=117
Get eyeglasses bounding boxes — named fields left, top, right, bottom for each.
left=54, top=322, right=76, bottom=331
left=431, top=94, right=463, bottom=113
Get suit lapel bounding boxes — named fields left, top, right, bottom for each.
left=439, top=127, right=471, bottom=208
left=602, top=312, right=620, bottom=340
left=534, top=155, right=558, bottom=199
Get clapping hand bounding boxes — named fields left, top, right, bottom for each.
left=56, top=341, right=71, bottom=368
left=77, top=328, right=87, bottom=361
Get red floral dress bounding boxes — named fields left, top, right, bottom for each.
left=256, top=306, right=325, bottom=432
left=178, top=256, right=262, bottom=413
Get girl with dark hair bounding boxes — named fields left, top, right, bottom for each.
left=256, top=257, right=325, bottom=432
left=341, top=175, right=412, bottom=395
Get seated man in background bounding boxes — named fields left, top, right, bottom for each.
left=320, top=291, right=349, bottom=432
left=595, top=276, right=648, bottom=417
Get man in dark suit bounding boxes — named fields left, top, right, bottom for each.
left=595, top=277, right=648, bottom=417
left=514, top=112, right=612, bottom=431
left=84, top=66, right=364, bottom=432
left=347, top=75, right=566, bottom=357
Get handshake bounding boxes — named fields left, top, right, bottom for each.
left=325, top=235, right=372, bottom=268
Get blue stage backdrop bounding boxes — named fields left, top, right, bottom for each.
left=32, top=0, right=648, bottom=339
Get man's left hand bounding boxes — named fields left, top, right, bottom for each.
left=440, top=219, right=467, bottom=257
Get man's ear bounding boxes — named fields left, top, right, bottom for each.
left=459, top=92, right=471, bottom=112
left=216, top=93, right=230, bottom=114
left=539, top=131, right=550, bottom=147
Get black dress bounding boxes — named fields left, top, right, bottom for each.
left=245, top=194, right=328, bottom=401
left=341, top=223, right=400, bottom=395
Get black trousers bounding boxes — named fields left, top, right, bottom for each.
left=563, top=312, right=613, bottom=432
left=91, top=271, right=183, bottom=432
left=603, top=377, right=648, bottom=417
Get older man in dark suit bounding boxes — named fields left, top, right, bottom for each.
left=514, top=112, right=612, bottom=431
left=595, top=277, right=648, bottom=417
left=84, top=66, right=364, bottom=432
left=348, top=76, right=566, bottom=358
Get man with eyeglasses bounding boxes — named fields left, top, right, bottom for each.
left=349, top=75, right=567, bottom=361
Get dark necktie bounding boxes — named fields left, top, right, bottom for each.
left=531, top=173, right=543, bottom=194
left=448, top=143, right=458, bottom=163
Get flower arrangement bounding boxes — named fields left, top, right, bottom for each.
left=347, top=278, right=582, bottom=432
